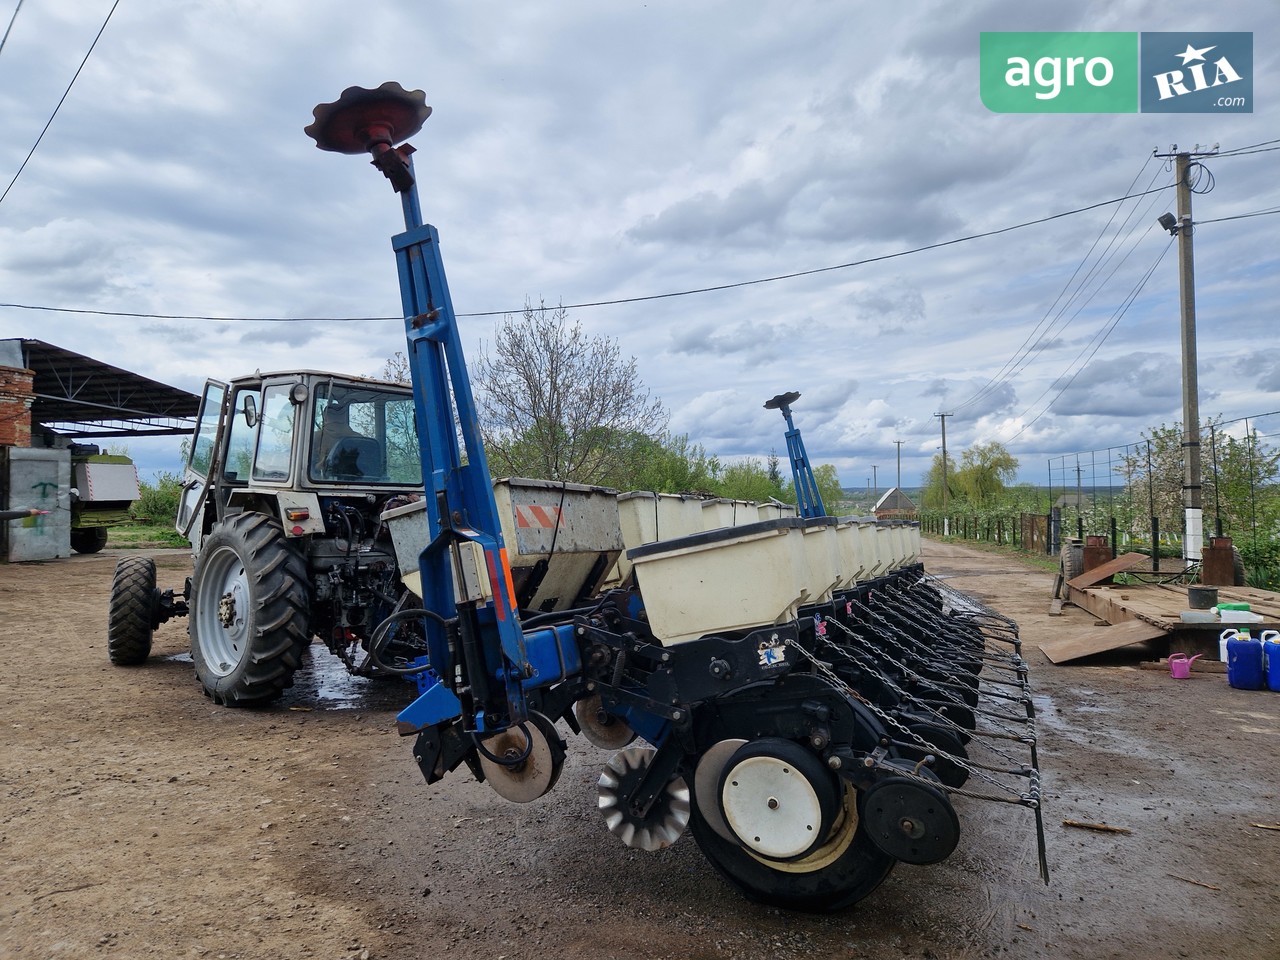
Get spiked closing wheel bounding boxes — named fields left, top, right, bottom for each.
left=598, top=747, right=691, bottom=852
left=305, top=81, right=432, bottom=154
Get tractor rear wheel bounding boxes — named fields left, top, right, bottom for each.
left=108, top=556, right=156, bottom=665
left=190, top=512, right=310, bottom=706
left=689, top=778, right=896, bottom=912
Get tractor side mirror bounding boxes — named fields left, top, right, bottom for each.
left=244, top=394, right=258, bottom=428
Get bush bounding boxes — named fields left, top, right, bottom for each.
left=134, top=471, right=183, bottom=523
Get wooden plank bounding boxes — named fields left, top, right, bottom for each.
left=1049, top=596, right=1064, bottom=617
left=1066, top=552, right=1150, bottom=590
left=1040, top=618, right=1168, bottom=664
left=1066, top=585, right=1143, bottom=626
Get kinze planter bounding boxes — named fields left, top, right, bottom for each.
left=113, top=80, right=1048, bottom=914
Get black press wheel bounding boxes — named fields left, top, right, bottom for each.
left=190, top=512, right=310, bottom=706
left=108, top=556, right=157, bottom=665
left=71, top=527, right=109, bottom=554
left=689, top=778, right=897, bottom=913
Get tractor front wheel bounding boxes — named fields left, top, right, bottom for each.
left=108, top=556, right=156, bottom=665
left=190, top=513, right=310, bottom=706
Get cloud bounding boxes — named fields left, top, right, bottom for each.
left=0, top=0, right=1276, bottom=487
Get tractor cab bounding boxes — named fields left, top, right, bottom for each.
left=176, top=371, right=421, bottom=546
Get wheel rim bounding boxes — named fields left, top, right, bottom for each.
left=721, top=755, right=829, bottom=860
left=748, top=783, right=861, bottom=874
left=195, top=544, right=251, bottom=677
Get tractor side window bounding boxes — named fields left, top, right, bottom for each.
left=252, top=385, right=295, bottom=481
left=222, top=390, right=257, bottom=482
left=384, top=396, right=421, bottom=484
left=187, top=383, right=225, bottom=479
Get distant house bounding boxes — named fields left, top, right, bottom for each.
left=874, top=487, right=917, bottom=520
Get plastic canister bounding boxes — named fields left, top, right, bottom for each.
left=1263, top=630, right=1280, bottom=693
left=1218, top=628, right=1236, bottom=662
left=1215, top=602, right=1264, bottom=624
left=1226, top=632, right=1265, bottom=691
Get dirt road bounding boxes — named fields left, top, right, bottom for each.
left=2, top=541, right=1277, bottom=959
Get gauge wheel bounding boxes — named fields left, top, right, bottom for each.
left=689, top=775, right=896, bottom=912
left=108, top=556, right=156, bottom=665
left=189, top=512, right=310, bottom=706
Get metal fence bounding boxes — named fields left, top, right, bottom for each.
left=1046, top=410, right=1280, bottom=561
left=918, top=411, right=1280, bottom=583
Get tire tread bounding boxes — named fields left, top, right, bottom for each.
left=190, top=513, right=310, bottom=706
left=108, top=557, right=155, bottom=665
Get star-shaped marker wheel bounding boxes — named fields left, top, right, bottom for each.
left=1177, top=43, right=1216, bottom=65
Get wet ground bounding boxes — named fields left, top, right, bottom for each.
left=1, top=542, right=1278, bottom=959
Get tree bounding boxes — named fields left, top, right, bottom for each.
left=1120, top=420, right=1280, bottom=550
left=952, top=441, right=1019, bottom=507
left=720, top=458, right=784, bottom=503
left=627, top=433, right=722, bottom=494
left=811, top=463, right=847, bottom=515
left=919, top=452, right=956, bottom=511
left=474, top=300, right=668, bottom=485
left=380, top=350, right=410, bottom=385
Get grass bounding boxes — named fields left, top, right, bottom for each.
left=108, top=522, right=189, bottom=550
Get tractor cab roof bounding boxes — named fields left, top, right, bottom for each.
left=227, top=370, right=410, bottom=392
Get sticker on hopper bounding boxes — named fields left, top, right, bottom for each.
left=757, top=634, right=787, bottom=670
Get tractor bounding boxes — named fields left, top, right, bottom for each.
left=107, top=370, right=431, bottom=702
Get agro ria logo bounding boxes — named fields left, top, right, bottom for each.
left=1140, top=32, right=1252, bottom=113
left=1152, top=43, right=1242, bottom=100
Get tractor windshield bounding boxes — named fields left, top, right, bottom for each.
left=309, top=382, right=422, bottom=486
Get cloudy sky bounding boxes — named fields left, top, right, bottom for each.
left=0, top=0, right=1276, bottom=490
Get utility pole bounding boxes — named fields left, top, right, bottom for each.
left=1175, top=151, right=1203, bottom=562
left=872, top=465, right=878, bottom=501
left=1155, top=146, right=1206, bottom=561
left=936, top=413, right=951, bottom=536
left=1075, top=460, right=1085, bottom=540
left=894, top=439, right=904, bottom=490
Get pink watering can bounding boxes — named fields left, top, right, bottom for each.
left=1169, top=653, right=1202, bottom=679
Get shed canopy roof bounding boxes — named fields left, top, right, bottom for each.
left=2, top=339, right=199, bottom=438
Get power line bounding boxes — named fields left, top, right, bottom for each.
left=0, top=0, right=121, bottom=208
left=953, top=160, right=1166, bottom=414
left=1221, top=137, right=1280, bottom=151
left=0, top=0, right=26, bottom=59
left=1214, top=137, right=1280, bottom=156
left=0, top=183, right=1178, bottom=324
left=1213, top=146, right=1280, bottom=158
left=1196, top=207, right=1280, bottom=225
left=1005, top=239, right=1174, bottom=444
left=455, top=184, right=1177, bottom=317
